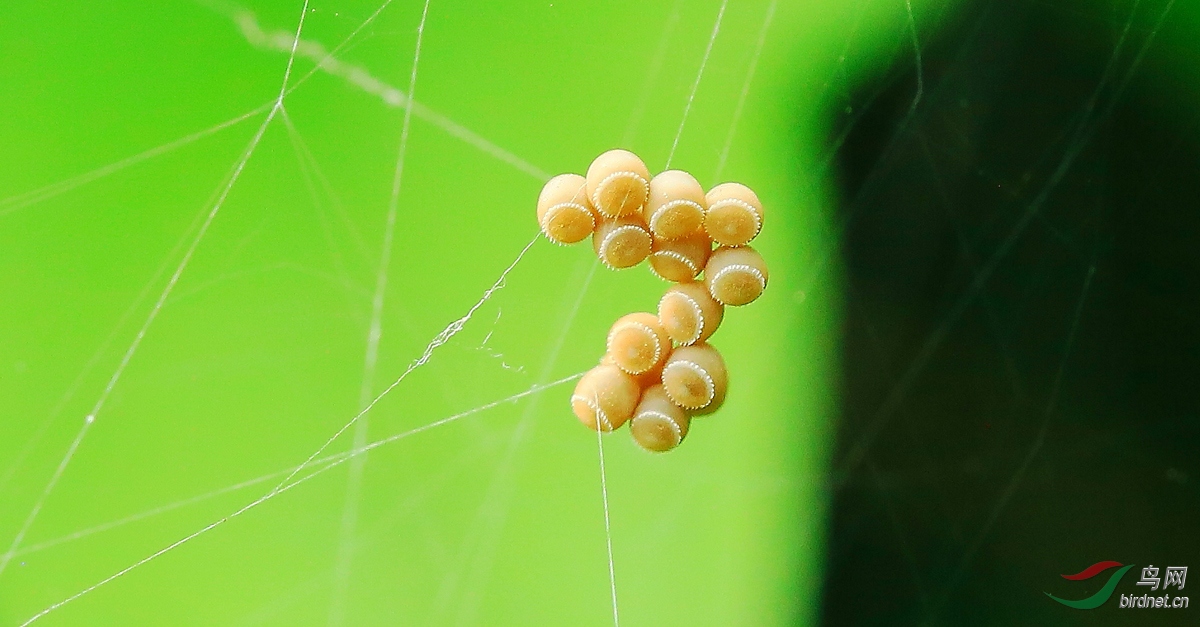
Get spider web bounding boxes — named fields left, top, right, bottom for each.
left=0, top=0, right=840, bottom=625
left=7, top=0, right=1187, bottom=625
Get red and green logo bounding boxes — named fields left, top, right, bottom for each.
left=1045, top=560, right=1134, bottom=609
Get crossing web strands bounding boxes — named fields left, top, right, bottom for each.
left=0, top=0, right=844, bottom=625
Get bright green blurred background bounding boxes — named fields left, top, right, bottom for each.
left=0, top=1, right=925, bottom=624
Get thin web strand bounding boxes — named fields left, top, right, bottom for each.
left=903, top=0, right=924, bottom=117
left=277, top=108, right=371, bottom=260
left=409, top=103, right=550, bottom=181
left=835, top=0, right=1169, bottom=485
left=0, top=0, right=534, bottom=224
left=277, top=0, right=396, bottom=95
left=924, top=263, right=1098, bottom=621
left=593, top=5, right=750, bottom=617
left=797, top=0, right=1135, bottom=379
left=434, top=260, right=599, bottom=619
left=4, top=406, right=518, bottom=563
left=621, top=0, right=685, bottom=147
left=241, top=440, right=490, bottom=625
left=0, top=0, right=394, bottom=217
left=862, top=455, right=930, bottom=609
left=330, top=2, right=433, bottom=624
left=714, top=0, right=777, bottom=180
left=275, top=0, right=311, bottom=102
left=597, top=427, right=620, bottom=627
left=277, top=107, right=361, bottom=295
left=0, top=103, right=271, bottom=218
left=234, top=9, right=551, bottom=181
left=925, top=4, right=1172, bottom=613
left=803, top=0, right=931, bottom=230
left=2, top=456, right=341, bottom=561
left=811, top=0, right=963, bottom=183
left=0, top=174, right=227, bottom=495
left=18, top=373, right=582, bottom=626
left=8, top=430, right=458, bottom=562
left=84, top=106, right=275, bottom=424
left=266, top=233, right=541, bottom=498
left=0, top=108, right=275, bottom=579
left=665, top=0, right=728, bottom=169
left=801, top=0, right=1006, bottom=307
left=0, top=0, right=313, bottom=580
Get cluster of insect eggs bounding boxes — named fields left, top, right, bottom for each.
left=574, top=307, right=729, bottom=453
left=537, top=149, right=769, bottom=453
left=536, top=148, right=769, bottom=305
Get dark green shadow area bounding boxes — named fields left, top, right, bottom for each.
left=822, top=0, right=1199, bottom=625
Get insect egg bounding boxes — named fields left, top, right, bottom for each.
left=571, top=363, right=641, bottom=432
left=586, top=149, right=651, bottom=218
left=704, top=245, right=769, bottom=306
left=536, top=173, right=596, bottom=245
left=630, top=385, right=691, bottom=453
left=648, top=233, right=712, bottom=282
left=657, top=282, right=724, bottom=346
left=645, top=169, right=707, bottom=240
left=606, top=312, right=672, bottom=375
left=593, top=215, right=652, bottom=269
left=661, top=342, right=727, bottom=413
left=704, top=182, right=763, bottom=247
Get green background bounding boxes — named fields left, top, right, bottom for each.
left=0, top=1, right=923, bottom=624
